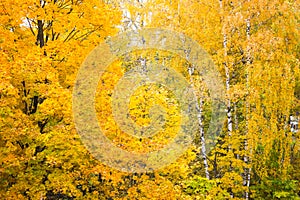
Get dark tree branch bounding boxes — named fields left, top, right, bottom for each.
left=63, top=27, right=76, bottom=42
left=26, top=17, right=35, bottom=36
left=36, top=20, right=45, bottom=48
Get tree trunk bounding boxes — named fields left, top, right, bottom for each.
left=220, top=0, right=233, bottom=197
left=243, top=17, right=251, bottom=200
left=37, top=20, right=44, bottom=48
left=188, top=66, right=210, bottom=180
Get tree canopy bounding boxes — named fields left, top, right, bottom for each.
left=0, top=0, right=299, bottom=199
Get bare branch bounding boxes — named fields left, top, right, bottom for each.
left=26, top=17, right=36, bottom=36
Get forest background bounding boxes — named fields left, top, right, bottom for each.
left=0, top=0, right=299, bottom=199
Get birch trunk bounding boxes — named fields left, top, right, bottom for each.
left=243, top=17, right=251, bottom=200
left=178, top=1, right=210, bottom=180
left=234, top=102, right=239, bottom=160
left=188, top=66, right=210, bottom=180
left=220, top=0, right=233, bottom=197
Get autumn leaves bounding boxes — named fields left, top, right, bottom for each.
left=0, top=0, right=299, bottom=199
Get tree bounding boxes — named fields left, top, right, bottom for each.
left=0, top=0, right=122, bottom=199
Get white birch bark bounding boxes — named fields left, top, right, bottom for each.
left=220, top=0, right=233, bottom=198
left=224, top=35, right=233, bottom=136
left=117, top=0, right=147, bottom=73
left=188, top=65, right=210, bottom=180
left=234, top=102, right=239, bottom=160
left=243, top=17, right=251, bottom=200
left=219, top=1, right=233, bottom=145
left=290, top=115, right=299, bottom=133
left=179, top=1, right=210, bottom=180
left=117, top=0, right=146, bottom=32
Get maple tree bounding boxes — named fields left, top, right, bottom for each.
left=0, top=0, right=124, bottom=199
